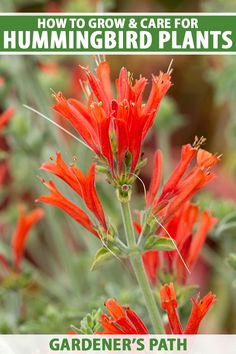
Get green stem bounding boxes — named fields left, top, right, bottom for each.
left=120, top=202, right=165, bottom=334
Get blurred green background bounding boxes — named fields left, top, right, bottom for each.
left=0, top=0, right=236, bottom=335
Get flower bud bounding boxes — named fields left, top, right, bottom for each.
left=116, top=184, right=132, bottom=203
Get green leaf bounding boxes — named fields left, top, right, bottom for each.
left=90, top=247, right=114, bottom=271
left=144, top=236, right=175, bottom=251
left=78, top=309, right=102, bottom=334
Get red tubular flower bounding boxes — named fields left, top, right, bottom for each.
left=53, top=92, right=99, bottom=151
left=36, top=180, right=100, bottom=238
left=184, top=292, right=216, bottom=334
left=40, top=152, right=107, bottom=230
left=0, top=107, right=15, bottom=130
left=160, top=283, right=216, bottom=334
left=53, top=60, right=172, bottom=178
left=97, top=298, right=149, bottom=334
left=158, top=144, right=197, bottom=202
left=146, top=149, right=162, bottom=207
left=142, top=144, right=219, bottom=286
left=147, top=144, right=220, bottom=221
left=142, top=72, right=173, bottom=139
left=160, top=283, right=183, bottom=334
left=142, top=250, right=160, bottom=287
left=11, top=207, right=44, bottom=272
left=161, top=168, right=206, bottom=223
left=173, top=206, right=217, bottom=283
left=188, top=210, right=217, bottom=269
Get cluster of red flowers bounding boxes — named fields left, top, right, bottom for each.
left=38, top=60, right=172, bottom=236
left=98, top=283, right=216, bottom=334
left=53, top=60, right=171, bottom=180
left=146, top=144, right=220, bottom=223
left=37, top=152, right=107, bottom=238
left=37, top=60, right=218, bottom=335
left=141, top=144, right=220, bottom=285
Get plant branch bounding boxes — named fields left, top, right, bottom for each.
left=120, top=201, right=165, bottom=334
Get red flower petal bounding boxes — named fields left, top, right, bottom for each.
left=188, top=210, right=217, bottom=268
left=37, top=180, right=98, bottom=237
left=146, top=150, right=163, bottom=207
left=126, top=308, right=149, bottom=334
left=185, top=292, right=216, bottom=334
left=96, top=61, right=113, bottom=101
left=159, top=144, right=197, bottom=201
left=160, top=283, right=183, bottom=334
left=197, top=149, right=221, bottom=169
left=41, top=153, right=107, bottom=231
left=97, top=314, right=124, bottom=334
left=142, top=72, right=172, bottom=139
left=53, top=92, right=100, bottom=154
left=84, top=68, right=110, bottom=115
left=98, top=298, right=149, bottom=334
left=41, top=152, right=84, bottom=198
left=83, top=164, right=107, bottom=230
left=105, top=299, right=126, bottom=320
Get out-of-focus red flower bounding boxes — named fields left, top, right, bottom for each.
left=45, top=1, right=62, bottom=12
left=53, top=60, right=172, bottom=178
left=0, top=76, right=5, bottom=86
left=11, top=207, right=44, bottom=272
left=70, top=65, right=86, bottom=98
left=0, top=107, right=15, bottom=131
left=37, top=61, right=59, bottom=74
left=97, top=298, right=149, bottom=334
left=160, top=283, right=216, bottom=334
left=38, top=152, right=107, bottom=237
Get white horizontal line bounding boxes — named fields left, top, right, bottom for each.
left=1, top=52, right=236, bottom=55
left=1, top=12, right=236, bottom=16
